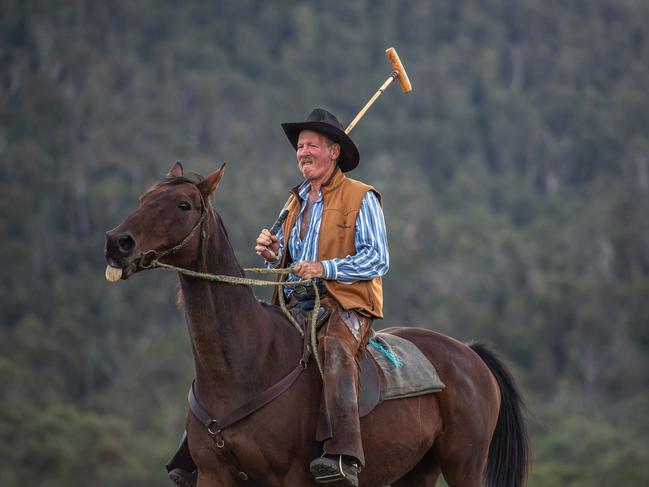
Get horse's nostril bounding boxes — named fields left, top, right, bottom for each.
left=118, top=235, right=135, bottom=254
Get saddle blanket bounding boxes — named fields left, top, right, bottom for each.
left=313, top=330, right=446, bottom=432
left=367, top=332, right=445, bottom=400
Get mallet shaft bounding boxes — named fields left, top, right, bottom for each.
left=256, top=208, right=289, bottom=257
left=345, top=73, right=398, bottom=134
left=269, top=208, right=289, bottom=235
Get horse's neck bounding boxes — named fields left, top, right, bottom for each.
left=179, top=212, right=297, bottom=410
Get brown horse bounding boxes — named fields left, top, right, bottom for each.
left=105, top=163, right=529, bottom=487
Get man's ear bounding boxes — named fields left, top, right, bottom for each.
left=167, top=161, right=184, bottom=178
left=198, top=163, right=226, bottom=197
left=330, top=143, right=341, bottom=160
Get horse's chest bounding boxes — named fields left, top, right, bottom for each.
left=187, top=404, right=317, bottom=486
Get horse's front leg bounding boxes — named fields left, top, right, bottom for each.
left=187, top=425, right=242, bottom=487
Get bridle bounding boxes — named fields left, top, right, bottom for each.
left=139, top=189, right=208, bottom=269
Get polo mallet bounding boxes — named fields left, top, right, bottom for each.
left=345, top=47, right=412, bottom=134
left=259, top=47, right=411, bottom=255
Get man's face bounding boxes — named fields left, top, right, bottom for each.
left=296, top=130, right=339, bottom=184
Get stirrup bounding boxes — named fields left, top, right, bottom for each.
left=310, top=454, right=359, bottom=485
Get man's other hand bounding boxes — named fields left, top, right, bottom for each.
left=292, top=261, right=325, bottom=279
left=255, top=228, right=280, bottom=262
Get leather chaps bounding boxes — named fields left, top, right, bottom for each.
left=315, top=297, right=374, bottom=467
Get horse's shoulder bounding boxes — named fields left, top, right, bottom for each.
left=258, top=300, right=303, bottom=334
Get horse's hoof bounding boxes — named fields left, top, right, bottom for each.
left=310, top=455, right=359, bottom=486
left=168, top=468, right=197, bottom=487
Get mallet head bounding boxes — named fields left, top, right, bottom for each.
left=385, top=47, right=412, bottom=93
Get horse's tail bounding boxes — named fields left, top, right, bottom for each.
left=469, top=342, right=529, bottom=487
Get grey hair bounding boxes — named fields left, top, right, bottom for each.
left=322, top=135, right=340, bottom=161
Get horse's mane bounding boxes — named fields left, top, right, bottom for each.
left=163, top=174, right=204, bottom=185
left=140, top=173, right=205, bottom=201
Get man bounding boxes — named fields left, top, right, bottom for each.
left=255, top=108, right=389, bottom=486
left=167, top=108, right=388, bottom=487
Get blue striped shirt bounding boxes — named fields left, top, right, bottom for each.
left=268, top=179, right=389, bottom=294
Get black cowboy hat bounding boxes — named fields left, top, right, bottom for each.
left=281, top=108, right=360, bottom=172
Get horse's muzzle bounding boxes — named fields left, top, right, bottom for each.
left=104, top=231, right=144, bottom=280
left=105, top=230, right=136, bottom=261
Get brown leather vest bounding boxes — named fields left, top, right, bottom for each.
left=271, top=168, right=384, bottom=318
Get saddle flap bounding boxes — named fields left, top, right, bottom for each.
left=359, top=349, right=382, bottom=417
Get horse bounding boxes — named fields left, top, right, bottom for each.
left=104, top=162, right=529, bottom=487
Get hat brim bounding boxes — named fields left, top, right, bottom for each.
left=281, top=121, right=359, bottom=172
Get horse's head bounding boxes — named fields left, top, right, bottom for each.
left=104, top=162, right=225, bottom=281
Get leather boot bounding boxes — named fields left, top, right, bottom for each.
left=166, top=432, right=197, bottom=486
left=168, top=468, right=197, bottom=487
left=310, top=454, right=360, bottom=486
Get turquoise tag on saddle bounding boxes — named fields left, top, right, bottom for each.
left=369, top=338, right=403, bottom=367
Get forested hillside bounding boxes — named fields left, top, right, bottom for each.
left=2, top=1, right=648, bottom=485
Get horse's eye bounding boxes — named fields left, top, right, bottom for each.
left=178, top=202, right=191, bottom=211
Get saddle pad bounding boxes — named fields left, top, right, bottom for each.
left=367, top=332, right=445, bottom=400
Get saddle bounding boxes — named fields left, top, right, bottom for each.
left=288, top=305, right=445, bottom=417
left=358, top=332, right=445, bottom=417
left=288, top=301, right=330, bottom=331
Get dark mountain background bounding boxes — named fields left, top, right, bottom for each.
left=2, top=1, right=648, bottom=485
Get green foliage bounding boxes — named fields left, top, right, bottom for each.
left=1, top=0, right=648, bottom=484
left=529, top=390, right=649, bottom=486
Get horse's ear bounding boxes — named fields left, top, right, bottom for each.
left=167, top=161, right=184, bottom=178
left=198, top=163, right=226, bottom=197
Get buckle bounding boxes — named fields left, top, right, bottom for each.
left=292, top=283, right=326, bottom=302
left=292, top=284, right=309, bottom=295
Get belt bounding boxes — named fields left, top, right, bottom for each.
left=290, top=282, right=327, bottom=302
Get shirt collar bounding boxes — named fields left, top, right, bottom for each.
left=294, top=166, right=343, bottom=199
left=297, top=179, right=311, bottom=199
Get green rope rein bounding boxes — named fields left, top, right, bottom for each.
left=150, top=260, right=325, bottom=379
